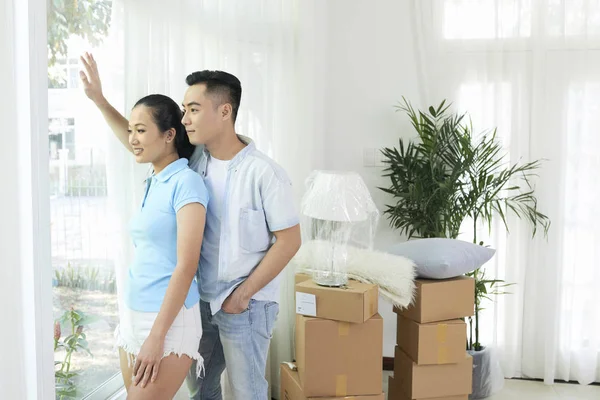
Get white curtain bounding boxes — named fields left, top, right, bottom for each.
left=1, top=0, right=54, bottom=398
left=104, top=1, right=319, bottom=398
left=411, top=0, right=600, bottom=385
left=1, top=1, right=30, bottom=397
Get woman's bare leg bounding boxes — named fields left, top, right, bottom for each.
left=126, top=354, right=193, bottom=400
left=119, top=348, right=134, bottom=392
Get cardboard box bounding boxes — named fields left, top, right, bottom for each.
left=394, top=276, right=474, bottom=323
left=295, top=279, right=378, bottom=323
left=388, top=376, right=468, bottom=400
left=393, top=347, right=472, bottom=399
left=397, top=315, right=467, bottom=365
left=295, top=273, right=312, bottom=285
left=280, top=363, right=384, bottom=400
left=295, top=314, right=383, bottom=397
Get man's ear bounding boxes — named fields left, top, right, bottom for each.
left=221, top=103, right=233, bottom=121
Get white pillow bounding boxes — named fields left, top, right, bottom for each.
left=388, top=238, right=496, bottom=279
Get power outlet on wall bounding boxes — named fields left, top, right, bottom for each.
left=363, top=148, right=376, bottom=167
left=375, top=150, right=387, bottom=167
left=363, top=147, right=386, bottom=168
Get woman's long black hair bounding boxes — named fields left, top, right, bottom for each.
left=133, top=94, right=194, bottom=160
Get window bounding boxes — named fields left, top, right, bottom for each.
left=442, top=0, right=532, bottom=40
left=48, top=58, right=81, bottom=89
left=545, top=0, right=600, bottom=37
left=49, top=117, right=75, bottom=161
left=559, top=82, right=600, bottom=353
left=49, top=1, right=123, bottom=398
left=456, top=81, right=512, bottom=147
left=442, top=0, right=600, bottom=40
left=435, top=0, right=600, bottom=371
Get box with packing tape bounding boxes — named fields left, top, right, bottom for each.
left=295, top=314, right=383, bottom=397
left=396, top=315, right=467, bottom=365
left=393, top=276, right=474, bottom=323
left=295, top=279, right=378, bottom=324
left=393, top=346, right=472, bottom=399
left=387, top=376, right=468, bottom=400
left=280, top=363, right=384, bottom=400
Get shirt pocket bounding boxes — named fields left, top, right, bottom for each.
left=239, top=208, right=270, bottom=253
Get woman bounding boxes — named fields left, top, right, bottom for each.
left=80, top=54, right=207, bottom=399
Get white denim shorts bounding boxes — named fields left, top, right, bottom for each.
left=114, top=302, right=204, bottom=377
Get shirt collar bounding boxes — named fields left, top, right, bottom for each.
left=152, top=158, right=189, bottom=182
left=202, top=135, right=255, bottom=170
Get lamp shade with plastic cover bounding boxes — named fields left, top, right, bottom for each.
left=300, top=170, right=380, bottom=286
left=301, top=171, right=376, bottom=222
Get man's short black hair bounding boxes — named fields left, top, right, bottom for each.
left=185, top=70, right=242, bottom=123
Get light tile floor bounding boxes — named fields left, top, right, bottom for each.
left=382, top=370, right=600, bottom=400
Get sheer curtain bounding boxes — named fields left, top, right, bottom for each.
left=1, top=0, right=54, bottom=398
left=411, top=0, right=600, bottom=385
left=103, top=1, right=317, bottom=398
left=2, top=0, right=33, bottom=397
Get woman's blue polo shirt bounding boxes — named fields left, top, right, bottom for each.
left=126, top=158, right=209, bottom=312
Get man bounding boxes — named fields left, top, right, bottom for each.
left=80, top=53, right=301, bottom=400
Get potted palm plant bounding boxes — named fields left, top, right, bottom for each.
left=380, top=98, right=550, bottom=398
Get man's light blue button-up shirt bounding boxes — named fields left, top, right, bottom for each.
left=189, top=137, right=299, bottom=314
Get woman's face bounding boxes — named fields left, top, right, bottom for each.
left=128, top=105, right=174, bottom=164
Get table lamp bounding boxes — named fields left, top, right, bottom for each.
left=300, top=170, right=379, bottom=287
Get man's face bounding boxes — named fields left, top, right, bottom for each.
left=181, top=84, right=223, bottom=146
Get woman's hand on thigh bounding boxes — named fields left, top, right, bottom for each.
left=127, top=354, right=193, bottom=400
left=133, top=334, right=164, bottom=388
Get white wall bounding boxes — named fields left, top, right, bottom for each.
left=320, top=0, right=423, bottom=357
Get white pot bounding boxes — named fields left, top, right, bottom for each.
left=468, top=346, right=504, bottom=399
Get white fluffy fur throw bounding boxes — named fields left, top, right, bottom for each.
left=291, top=240, right=416, bottom=308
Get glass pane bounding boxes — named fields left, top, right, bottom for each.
left=48, top=1, right=121, bottom=399
left=442, top=0, right=532, bottom=39
left=546, top=0, right=600, bottom=37
left=553, top=82, right=600, bottom=381
left=69, top=66, right=80, bottom=89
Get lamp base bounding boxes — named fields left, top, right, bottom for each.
left=313, top=271, right=348, bottom=287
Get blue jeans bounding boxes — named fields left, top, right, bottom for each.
left=186, top=299, right=279, bottom=400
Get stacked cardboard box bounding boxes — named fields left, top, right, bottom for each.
left=280, top=274, right=385, bottom=400
left=389, top=276, right=475, bottom=400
